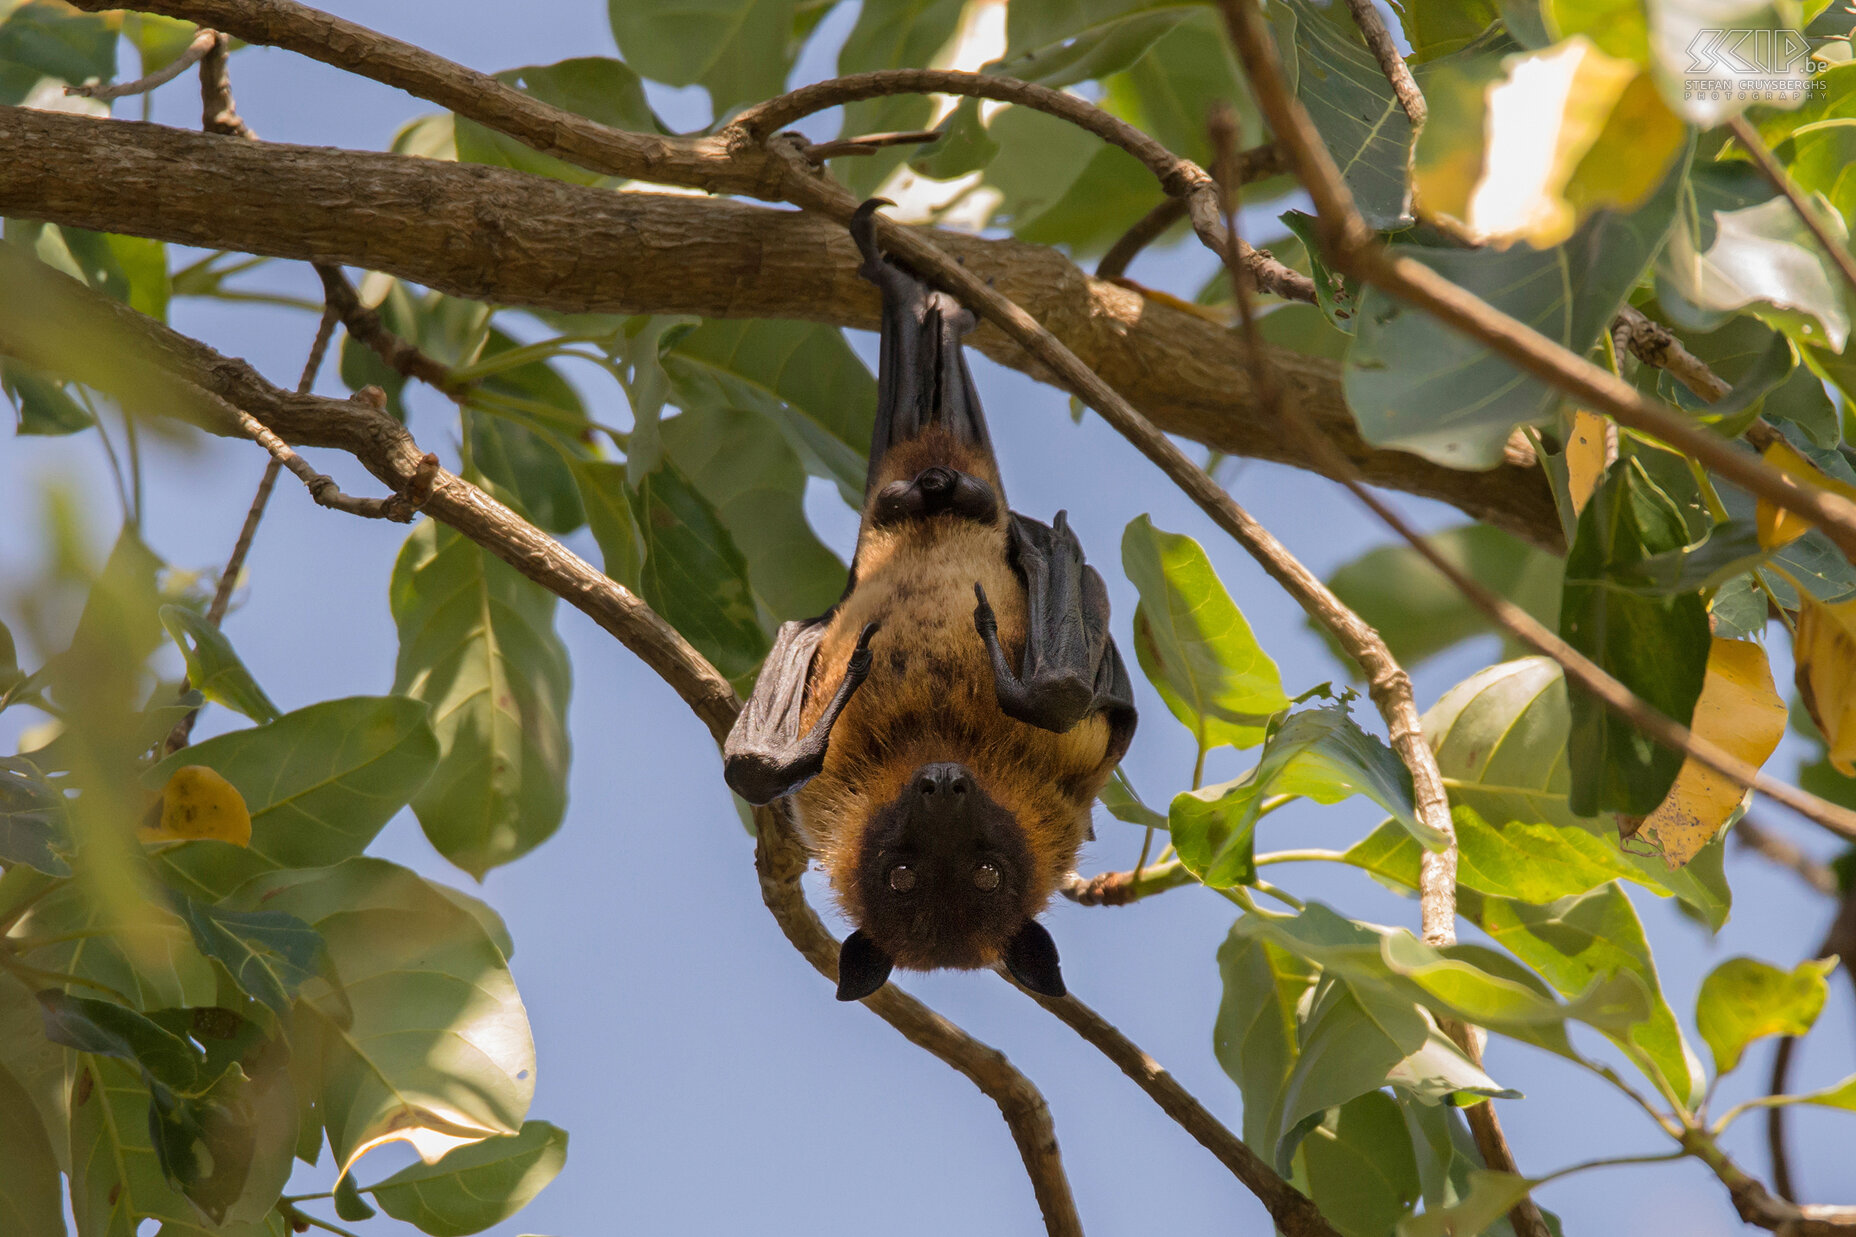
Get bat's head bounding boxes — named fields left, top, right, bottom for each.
left=836, top=761, right=1064, bottom=1002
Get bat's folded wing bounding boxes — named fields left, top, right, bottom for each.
left=724, top=616, right=875, bottom=805
left=977, top=511, right=1137, bottom=764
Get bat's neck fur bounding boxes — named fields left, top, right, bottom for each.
left=794, top=428, right=1113, bottom=971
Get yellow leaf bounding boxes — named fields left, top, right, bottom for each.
left=1796, top=597, right=1856, bottom=776
left=1637, top=638, right=1787, bottom=866
left=138, top=765, right=251, bottom=846
left=1565, top=410, right=1609, bottom=515
left=1757, top=438, right=1856, bottom=550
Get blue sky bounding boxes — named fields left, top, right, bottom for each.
left=3, top=3, right=1853, bottom=1234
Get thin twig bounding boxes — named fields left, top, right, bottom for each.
left=1097, top=140, right=1290, bottom=280
left=233, top=400, right=435, bottom=521
left=1767, top=1033, right=1801, bottom=1201
left=66, top=28, right=216, bottom=100
left=1734, top=817, right=1837, bottom=896
left=199, top=30, right=254, bottom=138
left=1680, top=1127, right=1856, bottom=1235
left=1612, top=306, right=1732, bottom=404
left=1340, top=0, right=1426, bottom=127
left=1215, top=0, right=1856, bottom=565
left=1036, top=992, right=1340, bottom=1237
left=312, top=264, right=456, bottom=392
left=1729, top=115, right=1856, bottom=301
left=801, top=129, right=942, bottom=163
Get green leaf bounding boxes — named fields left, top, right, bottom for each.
left=368, top=1121, right=568, bottom=1236
left=660, top=318, right=874, bottom=502
left=1171, top=699, right=1426, bottom=887
left=465, top=334, right=590, bottom=536
left=157, top=606, right=279, bottom=725
left=1105, top=10, right=1255, bottom=168
left=0, top=1059, right=66, bottom=1237
left=1122, top=515, right=1291, bottom=750
left=1303, top=1091, right=1423, bottom=1237
left=13, top=879, right=218, bottom=1011
left=391, top=521, right=572, bottom=879
left=0, top=1, right=115, bottom=103
left=149, top=696, right=439, bottom=901
left=0, top=755, right=72, bottom=876
left=1347, top=141, right=1688, bottom=467
left=0, top=973, right=70, bottom=1175
left=1657, top=162, right=1851, bottom=352
left=1468, top=884, right=1702, bottom=1106
left=572, top=459, right=644, bottom=591
left=1398, top=1169, right=1537, bottom=1237
left=230, top=858, right=534, bottom=1180
left=455, top=57, right=660, bottom=187
left=1013, top=141, right=1165, bottom=255
left=1281, top=210, right=1363, bottom=332
left=3, top=358, right=93, bottom=434
left=607, top=0, right=797, bottom=116
left=1453, top=806, right=1642, bottom=902
left=1214, top=930, right=1318, bottom=1147
left=1395, top=0, right=1504, bottom=60
left=1276, top=0, right=1415, bottom=228
left=1422, top=656, right=1732, bottom=927
left=660, top=404, right=847, bottom=623
left=630, top=458, right=771, bottom=682
left=833, top=0, right=967, bottom=195
left=1100, top=765, right=1167, bottom=829
left=1696, top=956, right=1836, bottom=1075
left=173, top=896, right=324, bottom=1020
left=1560, top=457, right=1711, bottom=816
left=38, top=990, right=209, bottom=1094
left=993, top=0, right=1195, bottom=87
left=1322, top=525, right=1563, bottom=671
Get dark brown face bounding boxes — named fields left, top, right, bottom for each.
left=850, top=762, right=1035, bottom=972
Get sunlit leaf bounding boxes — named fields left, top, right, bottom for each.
left=1171, top=699, right=1425, bottom=887
left=1795, top=595, right=1856, bottom=774
left=0, top=1, right=117, bottom=104
left=1424, top=656, right=1731, bottom=925
left=391, top=521, right=571, bottom=879
left=1696, top=956, right=1835, bottom=1074
left=1122, top=515, right=1290, bottom=750
left=13, top=879, right=217, bottom=1012
left=368, top=1120, right=568, bottom=1237
left=1397, top=1169, right=1537, bottom=1237
left=1100, top=765, right=1167, bottom=829
left=230, top=858, right=534, bottom=1182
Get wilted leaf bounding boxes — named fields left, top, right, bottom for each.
left=1634, top=637, right=1786, bottom=865
left=139, top=765, right=251, bottom=847
left=1696, top=956, right=1835, bottom=1074
left=392, top=521, right=571, bottom=878
left=1172, top=699, right=1426, bottom=886
left=1560, top=457, right=1711, bottom=816
left=157, top=607, right=280, bottom=725
left=230, top=858, right=535, bottom=1182
left=368, top=1120, right=568, bottom=1237
left=1795, top=595, right=1856, bottom=774
left=1757, top=437, right=1856, bottom=549
left=1122, top=515, right=1290, bottom=750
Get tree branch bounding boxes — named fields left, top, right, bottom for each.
left=65, top=26, right=215, bottom=100
left=1340, top=0, right=1426, bottom=128
left=0, top=104, right=1561, bottom=546
left=1216, top=0, right=1856, bottom=565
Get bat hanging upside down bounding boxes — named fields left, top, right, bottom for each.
left=723, top=201, right=1138, bottom=1001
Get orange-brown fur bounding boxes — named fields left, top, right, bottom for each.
left=792, top=428, right=1115, bottom=967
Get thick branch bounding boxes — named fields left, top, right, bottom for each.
left=0, top=105, right=1560, bottom=546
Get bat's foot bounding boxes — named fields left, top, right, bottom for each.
left=971, top=582, right=997, bottom=640
left=847, top=622, right=879, bottom=681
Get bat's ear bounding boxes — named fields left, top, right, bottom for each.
left=836, top=930, right=894, bottom=1001
left=1003, top=920, right=1065, bottom=998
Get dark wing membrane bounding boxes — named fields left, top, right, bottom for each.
left=851, top=199, right=994, bottom=498
left=974, top=511, right=1137, bottom=762
left=723, top=617, right=877, bottom=805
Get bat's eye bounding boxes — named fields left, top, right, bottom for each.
left=888, top=864, right=917, bottom=893
left=973, top=862, right=1000, bottom=892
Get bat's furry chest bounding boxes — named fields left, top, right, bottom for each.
left=793, top=520, right=1110, bottom=891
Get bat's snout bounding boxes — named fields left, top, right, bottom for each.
left=912, top=761, right=973, bottom=799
